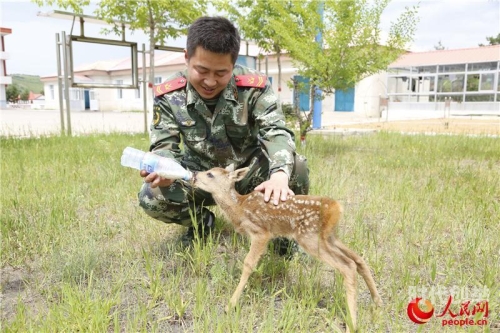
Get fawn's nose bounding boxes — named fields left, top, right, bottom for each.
left=191, top=171, right=198, bottom=184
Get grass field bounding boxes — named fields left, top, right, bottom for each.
left=1, top=132, right=499, bottom=332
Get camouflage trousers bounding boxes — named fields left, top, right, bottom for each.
left=138, top=152, right=309, bottom=227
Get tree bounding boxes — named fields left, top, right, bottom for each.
left=20, top=89, right=30, bottom=102
left=32, top=0, right=207, bottom=90
left=218, top=0, right=319, bottom=139
left=434, top=40, right=445, bottom=50
left=6, top=84, right=20, bottom=103
left=220, top=0, right=294, bottom=98
left=32, top=0, right=90, bottom=14
left=268, top=0, right=418, bottom=138
left=95, top=0, right=207, bottom=88
left=479, top=33, right=500, bottom=46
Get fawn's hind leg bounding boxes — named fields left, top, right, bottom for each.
left=297, top=237, right=358, bottom=331
left=317, top=240, right=359, bottom=332
left=229, top=232, right=271, bottom=308
left=334, top=238, right=383, bottom=306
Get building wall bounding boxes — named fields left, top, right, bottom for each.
left=1, top=30, right=13, bottom=109
left=42, top=50, right=500, bottom=119
left=42, top=65, right=187, bottom=112
left=387, top=60, right=500, bottom=115
left=354, top=72, right=387, bottom=117
left=259, top=53, right=390, bottom=117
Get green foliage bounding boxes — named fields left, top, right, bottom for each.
left=281, top=102, right=295, bottom=121
left=479, top=32, right=500, bottom=46
left=94, top=0, right=207, bottom=46
left=94, top=0, right=206, bottom=85
left=31, top=0, right=90, bottom=14
left=219, top=0, right=295, bottom=91
left=219, top=0, right=418, bottom=138
left=32, top=0, right=206, bottom=46
left=12, top=74, right=44, bottom=95
left=434, top=40, right=445, bottom=50
left=221, top=0, right=286, bottom=54
left=6, top=84, right=20, bottom=102
left=20, top=89, right=30, bottom=101
left=269, top=0, right=419, bottom=93
left=32, top=0, right=207, bottom=84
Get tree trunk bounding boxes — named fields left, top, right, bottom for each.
left=300, top=85, right=316, bottom=143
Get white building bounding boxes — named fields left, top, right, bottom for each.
left=387, top=44, right=500, bottom=117
left=1, top=27, right=13, bottom=108
left=40, top=44, right=500, bottom=118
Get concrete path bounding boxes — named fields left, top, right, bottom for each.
left=1, top=109, right=148, bottom=137
left=1, top=108, right=374, bottom=137
left=1, top=108, right=497, bottom=138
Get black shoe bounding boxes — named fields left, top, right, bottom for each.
left=181, top=211, right=215, bottom=245
left=271, top=237, right=298, bottom=260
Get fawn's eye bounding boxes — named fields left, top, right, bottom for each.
left=207, top=172, right=214, bottom=178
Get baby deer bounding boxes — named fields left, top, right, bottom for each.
left=191, top=165, right=382, bottom=331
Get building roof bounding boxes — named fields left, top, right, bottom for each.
left=389, top=45, right=500, bottom=68
left=42, top=44, right=260, bottom=79
left=0, top=27, right=12, bottom=36
left=28, top=91, right=44, bottom=100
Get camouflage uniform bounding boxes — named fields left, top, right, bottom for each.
left=138, top=65, right=309, bottom=226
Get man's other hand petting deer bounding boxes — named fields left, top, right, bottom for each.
left=191, top=165, right=383, bottom=332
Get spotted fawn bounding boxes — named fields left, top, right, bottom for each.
left=191, top=165, right=382, bottom=332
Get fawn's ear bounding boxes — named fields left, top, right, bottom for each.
left=230, top=167, right=250, bottom=182
left=225, top=164, right=235, bottom=172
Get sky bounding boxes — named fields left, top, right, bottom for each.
left=0, top=0, right=499, bottom=77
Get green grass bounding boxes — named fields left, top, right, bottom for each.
left=1, top=132, right=499, bottom=332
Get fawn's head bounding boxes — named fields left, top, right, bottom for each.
left=191, top=164, right=249, bottom=194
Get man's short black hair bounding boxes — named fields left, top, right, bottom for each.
left=186, top=16, right=240, bottom=65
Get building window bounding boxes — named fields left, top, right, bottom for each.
left=154, top=76, right=162, bottom=84
left=388, top=67, right=412, bottom=75
left=416, top=65, right=437, bottom=74
left=70, top=88, right=81, bottom=100
left=409, top=76, right=436, bottom=93
left=468, top=62, right=497, bottom=71
left=438, top=74, right=464, bottom=93
left=438, top=64, right=466, bottom=73
left=465, top=94, right=495, bottom=102
left=480, top=73, right=494, bottom=90
left=116, top=80, right=123, bottom=99
left=49, top=85, right=54, bottom=99
left=467, top=74, right=480, bottom=91
left=467, top=73, right=495, bottom=91
left=388, top=76, right=411, bottom=94
left=435, top=95, right=463, bottom=102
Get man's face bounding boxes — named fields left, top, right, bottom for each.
left=185, top=46, right=234, bottom=99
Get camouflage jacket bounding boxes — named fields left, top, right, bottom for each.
left=150, top=64, right=296, bottom=178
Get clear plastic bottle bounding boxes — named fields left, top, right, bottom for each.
left=121, top=147, right=192, bottom=181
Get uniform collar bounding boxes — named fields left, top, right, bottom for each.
left=185, top=73, right=239, bottom=106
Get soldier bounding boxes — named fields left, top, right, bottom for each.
left=138, top=16, right=309, bottom=255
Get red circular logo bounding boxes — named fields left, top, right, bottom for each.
left=407, top=297, right=435, bottom=324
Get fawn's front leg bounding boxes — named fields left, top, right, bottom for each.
left=228, top=233, right=271, bottom=309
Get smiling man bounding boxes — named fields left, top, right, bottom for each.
left=138, top=16, right=309, bottom=254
